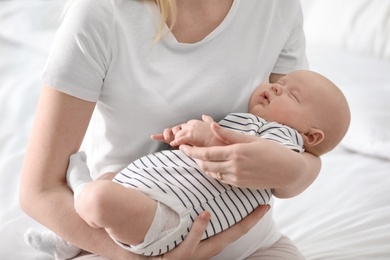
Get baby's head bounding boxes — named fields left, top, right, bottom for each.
left=249, top=70, right=350, bottom=156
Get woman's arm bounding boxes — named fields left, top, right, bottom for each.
left=19, top=85, right=137, bottom=259
left=179, top=122, right=321, bottom=198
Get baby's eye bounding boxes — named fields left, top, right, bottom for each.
left=290, top=92, right=300, bottom=103
left=276, top=81, right=283, bottom=86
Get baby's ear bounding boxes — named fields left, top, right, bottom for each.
left=302, top=128, right=324, bottom=147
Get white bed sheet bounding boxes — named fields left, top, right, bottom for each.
left=0, top=1, right=66, bottom=259
left=274, top=147, right=390, bottom=259
left=1, top=0, right=390, bottom=259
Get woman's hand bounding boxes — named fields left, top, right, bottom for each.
left=179, top=122, right=321, bottom=197
left=158, top=205, right=270, bottom=260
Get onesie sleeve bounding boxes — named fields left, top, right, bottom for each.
left=260, top=122, right=305, bottom=153
left=272, top=0, right=309, bottom=74
left=42, top=0, right=113, bottom=102
left=218, top=114, right=304, bottom=152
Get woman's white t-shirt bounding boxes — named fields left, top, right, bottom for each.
left=42, top=0, right=308, bottom=258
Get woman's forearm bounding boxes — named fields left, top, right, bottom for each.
left=272, top=150, right=321, bottom=198
left=20, top=183, right=135, bottom=260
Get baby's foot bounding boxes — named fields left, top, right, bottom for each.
left=67, top=151, right=92, bottom=200
left=24, top=228, right=81, bottom=260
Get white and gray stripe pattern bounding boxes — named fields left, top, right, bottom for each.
left=113, top=113, right=303, bottom=255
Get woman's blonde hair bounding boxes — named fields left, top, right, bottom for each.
left=154, top=0, right=177, bottom=42
left=62, top=0, right=177, bottom=42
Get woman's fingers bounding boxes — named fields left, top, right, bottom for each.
left=207, top=205, right=270, bottom=245
left=182, top=211, right=211, bottom=247
left=179, top=145, right=234, bottom=178
left=162, top=211, right=211, bottom=260
left=162, top=205, right=270, bottom=260
left=211, top=122, right=257, bottom=145
left=196, top=205, right=271, bottom=257
left=179, top=144, right=229, bottom=162
left=179, top=143, right=258, bottom=187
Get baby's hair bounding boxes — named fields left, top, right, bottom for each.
left=305, top=71, right=350, bottom=156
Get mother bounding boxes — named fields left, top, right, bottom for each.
left=20, top=0, right=319, bottom=259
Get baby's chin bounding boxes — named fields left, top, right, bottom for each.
left=248, top=107, right=267, bottom=119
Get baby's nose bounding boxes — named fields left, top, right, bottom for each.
left=271, top=84, right=282, bottom=95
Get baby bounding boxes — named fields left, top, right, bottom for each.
left=25, top=70, right=350, bottom=258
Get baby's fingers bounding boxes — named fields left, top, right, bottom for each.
left=202, top=114, right=215, bottom=124
left=162, top=128, right=175, bottom=142
left=150, top=133, right=165, bottom=141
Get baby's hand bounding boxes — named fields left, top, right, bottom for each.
left=151, top=124, right=183, bottom=146
left=170, top=115, right=216, bottom=147
left=151, top=115, right=218, bottom=148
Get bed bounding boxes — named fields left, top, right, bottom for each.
left=1, top=0, right=389, bottom=259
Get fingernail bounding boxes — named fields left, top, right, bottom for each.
left=200, top=211, right=210, bottom=221
left=179, top=145, right=188, bottom=152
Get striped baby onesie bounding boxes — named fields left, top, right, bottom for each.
left=113, top=113, right=304, bottom=255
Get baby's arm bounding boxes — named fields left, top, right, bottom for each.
left=151, top=115, right=226, bottom=148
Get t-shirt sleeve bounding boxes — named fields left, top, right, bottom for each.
left=42, top=0, right=113, bottom=102
left=272, top=0, right=309, bottom=74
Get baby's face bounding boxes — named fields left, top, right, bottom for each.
left=249, top=71, right=321, bottom=133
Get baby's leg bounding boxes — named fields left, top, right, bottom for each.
left=76, top=179, right=158, bottom=246
left=69, top=152, right=179, bottom=250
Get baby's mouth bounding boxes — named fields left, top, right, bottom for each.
left=261, top=91, right=270, bottom=104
